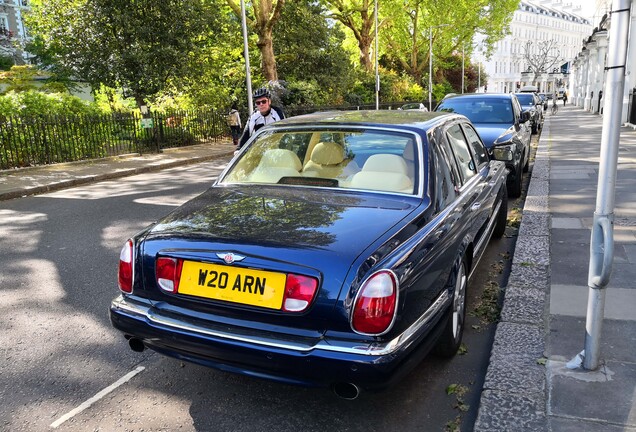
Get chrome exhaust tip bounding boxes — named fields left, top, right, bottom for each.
left=128, top=337, right=146, bottom=353
left=332, top=382, right=361, bottom=400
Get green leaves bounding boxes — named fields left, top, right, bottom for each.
left=27, top=0, right=213, bottom=109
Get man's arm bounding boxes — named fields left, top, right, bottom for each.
left=237, top=123, right=250, bottom=149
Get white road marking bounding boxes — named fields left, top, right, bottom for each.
left=50, top=366, right=145, bottom=429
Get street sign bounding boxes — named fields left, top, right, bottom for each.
left=140, top=118, right=154, bottom=129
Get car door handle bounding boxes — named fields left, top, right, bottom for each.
left=471, top=202, right=482, bottom=211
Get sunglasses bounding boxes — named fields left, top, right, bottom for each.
left=255, top=99, right=269, bottom=106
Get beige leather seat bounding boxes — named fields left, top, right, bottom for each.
left=303, top=142, right=359, bottom=180
left=248, top=149, right=302, bottom=183
left=349, top=154, right=413, bottom=194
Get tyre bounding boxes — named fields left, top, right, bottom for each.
left=434, top=255, right=468, bottom=357
left=493, top=185, right=508, bottom=238
left=531, top=120, right=538, bottom=134
left=508, top=164, right=523, bottom=198
left=523, top=150, right=530, bottom=172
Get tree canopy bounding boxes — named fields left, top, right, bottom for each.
left=24, top=0, right=517, bottom=109
left=26, top=0, right=211, bottom=110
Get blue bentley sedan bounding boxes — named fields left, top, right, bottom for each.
left=435, top=93, right=531, bottom=197
left=110, top=110, right=508, bottom=399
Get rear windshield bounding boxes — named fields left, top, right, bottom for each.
left=220, top=128, right=420, bottom=195
left=436, top=98, right=514, bottom=124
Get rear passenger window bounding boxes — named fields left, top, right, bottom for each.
left=446, top=124, right=476, bottom=183
left=429, top=138, right=458, bottom=211
left=462, top=124, right=489, bottom=168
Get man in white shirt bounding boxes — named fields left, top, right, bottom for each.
left=237, top=88, right=285, bottom=150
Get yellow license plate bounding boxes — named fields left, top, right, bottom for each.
left=178, top=261, right=287, bottom=309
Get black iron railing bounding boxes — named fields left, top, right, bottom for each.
left=0, top=109, right=229, bottom=169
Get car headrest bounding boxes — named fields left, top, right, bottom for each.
left=310, top=142, right=345, bottom=166
left=362, top=154, right=408, bottom=175
left=260, top=149, right=302, bottom=171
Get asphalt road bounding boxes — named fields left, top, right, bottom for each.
left=0, top=148, right=532, bottom=431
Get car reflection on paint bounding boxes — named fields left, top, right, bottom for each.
left=109, top=110, right=508, bottom=399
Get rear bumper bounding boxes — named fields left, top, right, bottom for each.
left=109, top=294, right=449, bottom=390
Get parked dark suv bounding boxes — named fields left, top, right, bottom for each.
left=435, top=93, right=531, bottom=197
left=514, top=92, right=544, bottom=134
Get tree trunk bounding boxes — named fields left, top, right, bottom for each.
left=359, top=35, right=373, bottom=72
left=256, top=30, right=278, bottom=82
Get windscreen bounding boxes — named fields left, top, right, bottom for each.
left=221, top=128, right=420, bottom=195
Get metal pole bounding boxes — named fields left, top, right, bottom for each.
left=478, top=63, right=481, bottom=92
left=461, top=44, right=465, bottom=94
left=583, top=0, right=631, bottom=370
left=429, top=26, right=432, bottom=111
left=374, top=0, right=379, bottom=110
left=240, top=0, right=253, bottom=110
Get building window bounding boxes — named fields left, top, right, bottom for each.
left=0, top=15, right=9, bottom=31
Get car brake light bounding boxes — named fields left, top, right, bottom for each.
left=156, top=257, right=183, bottom=293
left=282, top=274, right=318, bottom=312
left=118, top=240, right=134, bottom=293
left=352, top=270, right=398, bottom=335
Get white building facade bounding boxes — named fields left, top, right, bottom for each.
left=478, top=1, right=593, bottom=94
left=569, top=1, right=636, bottom=124
left=0, top=0, right=30, bottom=63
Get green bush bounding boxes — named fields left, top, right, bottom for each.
left=0, top=55, right=13, bottom=71
left=0, top=90, right=102, bottom=117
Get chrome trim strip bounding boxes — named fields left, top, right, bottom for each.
left=111, top=290, right=450, bottom=357
left=473, top=198, right=502, bottom=260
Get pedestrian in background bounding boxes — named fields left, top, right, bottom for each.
left=563, top=92, right=568, bottom=106
left=227, top=102, right=242, bottom=146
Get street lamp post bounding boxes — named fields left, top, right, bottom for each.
left=428, top=26, right=433, bottom=110
left=240, top=0, right=253, bottom=110
left=478, top=62, right=481, bottom=92
left=374, top=0, right=379, bottom=110
left=461, top=43, right=465, bottom=94
left=428, top=24, right=449, bottom=110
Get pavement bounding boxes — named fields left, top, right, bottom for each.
left=1, top=109, right=635, bottom=431
left=0, top=140, right=237, bottom=201
left=475, top=105, right=636, bottom=431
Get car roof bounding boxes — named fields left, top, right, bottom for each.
left=514, top=92, right=536, bottom=100
left=267, top=110, right=460, bottom=130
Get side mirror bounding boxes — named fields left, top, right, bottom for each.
left=520, top=111, right=531, bottom=123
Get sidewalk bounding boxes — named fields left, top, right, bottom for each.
left=475, top=105, right=636, bottom=431
left=0, top=140, right=237, bottom=201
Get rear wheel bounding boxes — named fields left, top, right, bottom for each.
left=434, top=256, right=468, bottom=357
left=493, top=185, right=508, bottom=238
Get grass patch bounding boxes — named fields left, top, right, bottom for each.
left=472, top=280, right=501, bottom=323
left=507, top=206, right=522, bottom=228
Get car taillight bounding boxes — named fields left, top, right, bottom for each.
left=352, top=270, right=398, bottom=335
left=156, top=257, right=183, bottom=293
left=118, top=240, right=134, bottom=293
left=282, top=274, right=318, bottom=312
